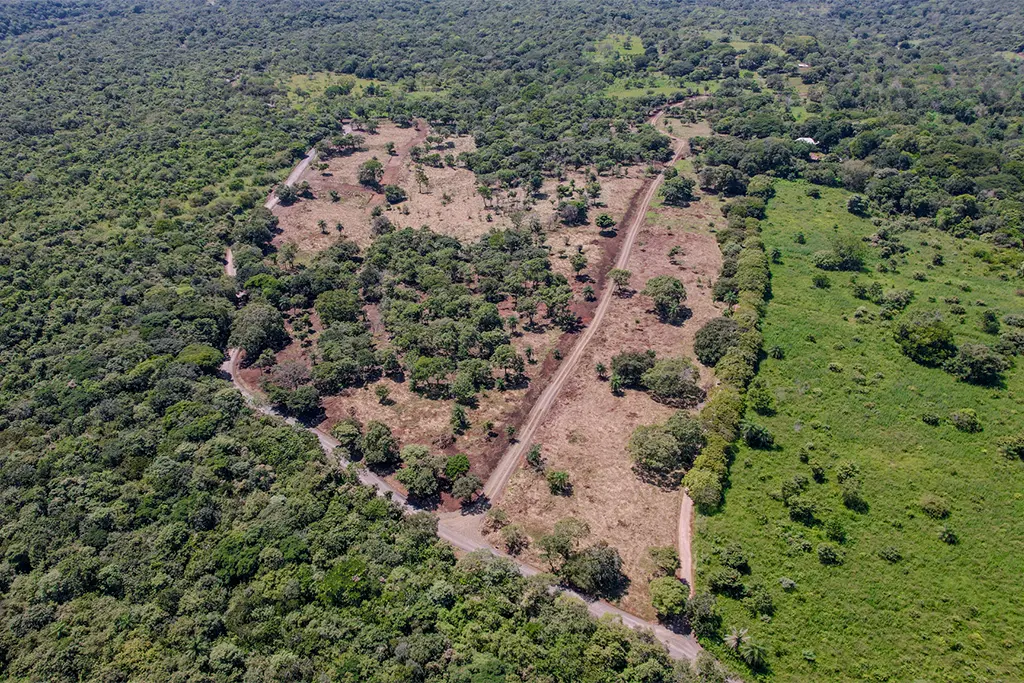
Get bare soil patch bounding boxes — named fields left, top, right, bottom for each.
left=493, top=171, right=725, bottom=617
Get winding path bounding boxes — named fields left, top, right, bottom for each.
left=221, top=109, right=705, bottom=663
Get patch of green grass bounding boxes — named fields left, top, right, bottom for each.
left=285, top=72, right=444, bottom=112
left=698, top=181, right=1024, bottom=681
left=996, top=50, right=1024, bottom=62
left=589, top=33, right=644, bottom=61
left=604, top=76, right=719, bottom=99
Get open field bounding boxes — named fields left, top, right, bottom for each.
left=495, top=130, right=726, bottom=617
left=698, top=182, right=1024, bottom=681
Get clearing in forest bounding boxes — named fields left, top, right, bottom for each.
left=494, top=123, right=726, bottom=617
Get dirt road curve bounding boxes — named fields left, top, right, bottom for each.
left=483, top=110, right=685, bottom=503
left=219, top=348, right=702, bottom=661
left=220, top=115, right=705, bottom=663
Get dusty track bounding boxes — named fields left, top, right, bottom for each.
left=221, top=112, right=705, bottom=664
left=220, top=349, right=701, bottom=661
left=482, top=110, right=686, bottom=503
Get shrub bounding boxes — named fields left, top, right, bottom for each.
left=610, top=349, right=656, bottom=388
left=684, top=468, right=724, bottom=511
left=700, top=387, right=745, bottom=441
left=660, top=175, right=696, bottom=206
left=360, top=420, right=400, bottom=468
left=686, top=592, right=721, bottom=639
left=715, top=346, right=758, bottom=387
left=920, top=493, right=950, bottom=519
left=501, top=524, right=528, bottom=554
left=642, top=275, right=688, bottom=322
left=650, top=576, right=689, bottom=618
left=949, top=409, right=981, bottom=433
left=938, top=526, right=959, bottom=545
left=694, top=317, right=741, bottom=367
left=878, top=546, right=902, bottom=563
left=997, top=433, right=1024, bottom=460
left=812, top=273, right=831, bottom=289
left=944, top=344, right=1009, bottom=385
left=813, top=233, right=866, bottom=271
left=561, top=543, right=623, bottom=596
left=893, top=312, right=958, bottom=367
left=787, top=496, right=816, bottom=524
left=741, top=421, right=774, bottom=449
left=445, top=453, right=471, bottom=479
left=706, top=567, right=744, bottom=595
left=746, top=379, right=775, bottom=415
left=546, top=470, right=571, bottom=495
left=383, top=185, right=407, bottom=204
left=817, top=543, right=843, bottom=565
left=648, top=546, right=680, bottom=577
left=641, top=357, right=705, bottom=407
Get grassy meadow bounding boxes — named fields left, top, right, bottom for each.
left=697, top=182, right=1024, bottom=681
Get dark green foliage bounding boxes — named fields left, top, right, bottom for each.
left=360, top=420, right=400, bottom=468
left=694, top=317, right=741, bottom=366
left=230, top=303, right=288, bottom=357
left=640, top=357, right=706, bottom=407
left=660, top=175, right=696, bottom=205
left=944, top=343, right=1009, bottom=385
left=894, top=311, right=957, bottom=366
left=610, top=349, right=656, bottom=388
left=642, top=275, right=688, bottom=322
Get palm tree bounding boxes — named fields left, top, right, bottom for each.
left=724, top=626, right=748, bottom=652
left=739, top=638, right=767, bottom=670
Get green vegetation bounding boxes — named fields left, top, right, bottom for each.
left=699, top=182, right=1024, bottom=680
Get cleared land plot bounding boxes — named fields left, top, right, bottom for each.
left=698, top=181, right=1024, bottom=681
left=495, top=146, right=726, bottom=617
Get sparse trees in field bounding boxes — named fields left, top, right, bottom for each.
left=642, top=275, right=687, bottom=322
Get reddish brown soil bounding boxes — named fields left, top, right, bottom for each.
left=494, top=130, right=725, bottom=617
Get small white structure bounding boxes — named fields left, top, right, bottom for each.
left=795, top=136, right=818, bottom=146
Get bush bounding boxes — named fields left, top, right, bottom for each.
left=642, top=275, right=687, bottom=322
left=812, top=233, right=866, bottom=271
left=640, top=357, right=705, bottom=407
left=383, top=185, right=407, bottom=204
left=878, top=546, right=902, bottom=563
left=360, top=420, right=400, bottom=468
left=997, top=433, right=1024, bottom=460
left=746, top=379, right=775, bottom=415
left=700, top=387, right=745, bottom=441
left=694, top=317, right=741, bottom=367
left=741, top=421, right=774, bottom=449
left=610, top=349, right=656, bottom=388
left=949, top=409, right=981, bottom=433
left=561, top=543, right=623, bottom=596
left=660, top=175, right=696, bottom=206
left=686, top=592, right=721, bottom=639
left=944, top=344, right=1009, bottom=385
left=893, top=312, right=957, bottom=366
left=817, top=543, right=843, bottom=565
left=546, top=470, right=571, bottom=495
left=920, top=493, right=950, bottom=519
left=650, top=576, right=689, bottom=619
left=445, top=453, right=471, bottom=479
left=684, top=468, right=723, bottom=511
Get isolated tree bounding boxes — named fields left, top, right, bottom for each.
left=561, top=542, right=623, bottom=596
left=570, top=251, right=588, bottom=278
left=650, top=576, right=689, bottom=619
left=275, top=183, right=298, bottom=205
left=894, top=311, right=957, bottom=366
left=358, top=157, right=384, bottom=188
left=360, top=420, right=399, bottom=468
left=415, top=165, right=430, bottom=193
left=595, top=213, right=616, bottom=231
left=230, top=303, right=288, bottom=358
left=609, top=268, right=632, bottom=294
left=318, top=218, right=328, bottom=234
left=724, top=626, right=749, bottom=652
left=660, top=175, right=696, bottom=206
left=642, top=275, right=687, bottom=322
left=501, top=525, right=528, bottom=554
left=383, top=185, right=407, bottom=204
left=452, top=474, right=483, bottom=502
left=610, top=349, right=656, bottom=388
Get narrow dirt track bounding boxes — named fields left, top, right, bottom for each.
left=220, top=349, right=702, bottom=661
left=220, top=114, right=706, bottom=664
left=483, top=109, right=685, bottom=502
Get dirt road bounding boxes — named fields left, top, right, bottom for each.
left=483, top=109, right=685, bottom=503
left=219, top=348, right=702, bottom=661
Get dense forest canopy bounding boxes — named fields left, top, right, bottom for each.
left=1, top=0, right=1024, bottom=680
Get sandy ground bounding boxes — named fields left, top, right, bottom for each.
left=494, top=130, right=725, bottom=617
